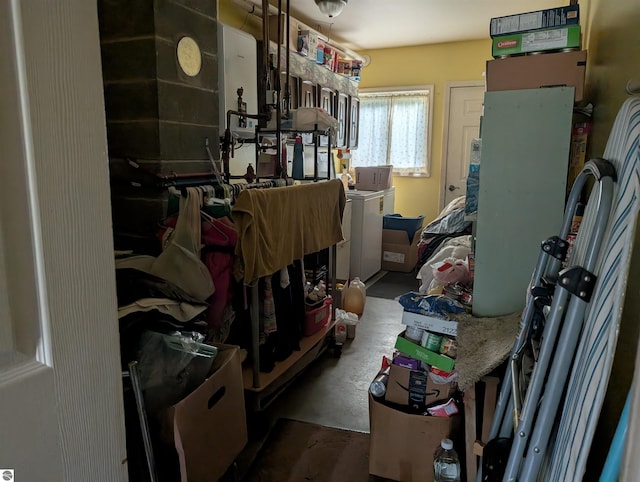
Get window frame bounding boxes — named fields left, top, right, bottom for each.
left=355, top=85, right=434, bottom=177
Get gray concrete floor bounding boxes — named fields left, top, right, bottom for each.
left=270, top=296, right=403, bottom=433
left=231, top=295, right=404, bottom=481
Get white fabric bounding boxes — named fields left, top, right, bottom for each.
left=542, top=96, right=640, bottom=481
left=117, top=298, right=207, bottom=321
left=353, top=91, right=430, bottom=176
left=417, top=235, right=472, bottom=293
left=150, top=187, right=214, bottom=302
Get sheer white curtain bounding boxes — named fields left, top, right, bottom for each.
left=352, top=90, right=430, bottom=176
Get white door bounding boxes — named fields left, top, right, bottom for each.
left=1, top=2, right=127, bottom=481
left=441, top=82, right=485, bottom=208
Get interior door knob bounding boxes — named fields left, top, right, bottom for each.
left=448, top=184, right=460, bottom=192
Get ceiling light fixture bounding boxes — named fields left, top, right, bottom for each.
left=314, top=0, right=347, bottom=18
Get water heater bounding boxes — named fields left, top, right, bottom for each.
left=218, top=22, right=258, bottom=139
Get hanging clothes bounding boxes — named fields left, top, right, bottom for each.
left=150, top=187, right=214, bottom=302
left=201, top=215, right=238, bottom=330
left=159, top=203, right=238, bottom=331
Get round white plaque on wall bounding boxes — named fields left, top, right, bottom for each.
left=176, top=36, right=202, bottom=77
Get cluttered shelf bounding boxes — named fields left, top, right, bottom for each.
left=242, top=317, right=337, bottom=393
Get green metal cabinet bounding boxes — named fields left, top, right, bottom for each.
left=472, top=87, right=574, bottom=317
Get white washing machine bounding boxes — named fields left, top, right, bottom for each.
left=346, top=190, right=384, bottom=282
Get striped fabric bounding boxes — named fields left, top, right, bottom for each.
left=542, top=97, right=640, bottom=481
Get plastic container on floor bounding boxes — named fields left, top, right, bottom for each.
left=433, top=438, right=461, bottom=482
left=342, top=277, right=366, bottom=316
left=303, top=297, right=332, bottom=337
left=383, top=213, right=425, bottom=242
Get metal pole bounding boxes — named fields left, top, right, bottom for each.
left=128, top=361, right=158, bottom=482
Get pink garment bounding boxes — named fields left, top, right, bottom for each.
left=159, top=215, right=238, bottom=328
left=201, top=216, right=238, bottom=328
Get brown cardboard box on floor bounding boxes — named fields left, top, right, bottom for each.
left=486, top=50, right=587, bottom=102
left=369, top=393, right=460, bottom=481
left=386, top=364, right=457, bottom=407
left=168, top=343, right=247, bottom=482
left=382, top=228, right=422, bottom=272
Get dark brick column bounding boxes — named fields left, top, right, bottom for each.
left=98, top=0, right=221, bottom=251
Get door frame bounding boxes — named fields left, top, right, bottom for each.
left=439, top=80, right=485, bottom=211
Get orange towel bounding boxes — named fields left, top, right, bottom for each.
left=233, top=179, right=346, bottom=284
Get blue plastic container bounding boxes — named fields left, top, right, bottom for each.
left=383, top=213, right=424, bottom=242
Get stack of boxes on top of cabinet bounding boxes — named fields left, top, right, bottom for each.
left=484, top=4, right=591, bottom=215
left=369, top=291, right=464, bottom=481
left=486, top=4, right=586, bottom=103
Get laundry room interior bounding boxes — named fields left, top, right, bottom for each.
left=2, top=0, right=640, bottom=481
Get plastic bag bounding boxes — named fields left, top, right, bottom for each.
left=136, top=330, right=216, bottom=412
left=397, top=292, right=465, bottom=319
left=335, top=308, right=359, bottom=326
left=431, top=258, right=470, bottom=286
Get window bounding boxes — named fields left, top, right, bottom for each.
left=352, top=86, right=433, bottom=176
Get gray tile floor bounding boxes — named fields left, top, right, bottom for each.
left=271, top=296, right=404, bottom=432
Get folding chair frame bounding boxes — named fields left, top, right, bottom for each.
left=478, top=158, right=616, bottom=482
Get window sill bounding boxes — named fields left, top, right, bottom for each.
left=393, top=172, right=431, bottom=178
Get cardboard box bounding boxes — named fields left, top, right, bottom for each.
left=369, top=393, right=459, bottom=481
left=354, top=166, right=393, bottom=191
left=168, top=344, right=247, bottom=482
left=401, top=310, right=458, bottom=337
left=394, top=333, right=455, bottom=372
left=382, top=228, right=422, bottom=273
left=486, top=49, right=587, bottom=102
left=386, top=364, right=457, bottom=408
left=491, top=25, right=581, bottom=58
left=490, top=5, right=580, bottom=37
left=297, top=29, right=318, bottom=59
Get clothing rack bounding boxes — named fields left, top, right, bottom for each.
left=232, top=179, right=346, bottom=409
left=166, top=178, right=294, bottom=205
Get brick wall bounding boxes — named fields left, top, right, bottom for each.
left=98, top=0, right=221, bottom=251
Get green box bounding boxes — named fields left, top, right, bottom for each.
left=492, top=25, right=581, bottom=58
left=394, top=334, right=455, bottom=372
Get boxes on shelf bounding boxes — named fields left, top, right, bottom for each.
left=486, top=49, right=587, bottom=102
left=394, top=331, right=455, bottom=372
left=304, top=297, right=332, bottom=336
left=166, top=343, right=247, bottom=482
left=323, top=45, right=338, bottom=72
left=385, top=363, right=457, bottom=407
left=491, top=24, right=581, bottom=58
left=316, top=37, right=325, bottom=64
left=382, top=228, right=422, bottom=273
left=369, top=392, right=460, bottom=481
left=568, top=120, right=592, bottom=186
left=337, top=59, right=352, bottom=75
left=297, top=29, right=318, bottom=58
left=354, top=165, right=393, bottom=191
left=401, top=309, right=458, bottom=337
left=490, top=4, right=580, bottom=37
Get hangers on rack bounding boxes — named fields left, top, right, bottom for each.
left=166, top=186, right=232, bottom=242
